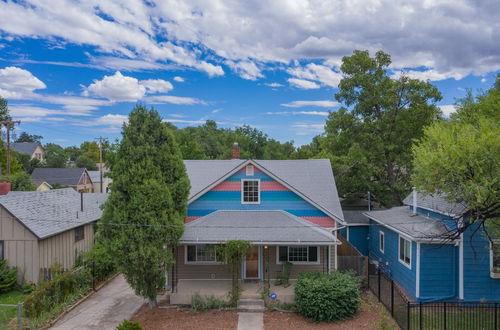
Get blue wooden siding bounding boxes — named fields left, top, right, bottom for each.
left=348, top=226, right=369, bottom=256
left=368, top=220, right=417, bottom=300
left=419, top=244, right=458, bottom=300
left=462, top=224, right=500, bottom=301
left=187, top=168, right=331, bottom=219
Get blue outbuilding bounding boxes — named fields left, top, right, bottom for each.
left=363, top=191, right=500, bottom=302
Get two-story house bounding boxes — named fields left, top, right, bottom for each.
left=169, top=153, right=344, bottom=303
left=362, top=191, right=500, bottom=302
left=11, top=142, right=45, bottom=161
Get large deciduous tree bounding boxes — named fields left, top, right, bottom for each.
left=322, top=50, right=442, bottom=206
left=412, top=77, right=500, bottom=239
left=100, top=105, right=189, bottom=308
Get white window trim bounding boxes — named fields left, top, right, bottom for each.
left=246, top=164, right=254, bottom=176
left=276, top=246, right=321, bottom=265
left=490, top=240, right=500, bottom=279
left=379, top=231, right=385, bottom=253
left=398, top=235, right=412, bottom=269
left=241, top=179, right=260, bottom=204
left=184, top=245, right=224, bottom=265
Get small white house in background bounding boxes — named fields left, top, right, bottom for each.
left=88, top=170, right=112, bottom=193
left=0, top=187, right=107, bottom=283
left=11, top=142, right=45, bottom=161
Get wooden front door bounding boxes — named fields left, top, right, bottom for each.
left=245, top=246, right=260, bottom=279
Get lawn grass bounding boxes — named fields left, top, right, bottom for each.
left=0, top=290, right=27, bottom=329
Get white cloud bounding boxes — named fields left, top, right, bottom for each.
left=266, top=111, right=329, bottom=116
left=145, top=95, right=206, bottom=105
left=265, top=83, right=283, bottom=88
left=287, top=78, right=320, bottom=89
left=225, top=60, right=263, bottom=80
left=83, top=71, right=146, bottom=102
left=287, top=63, right=342, bottom=88
left=439, top=104, right=457, bottom=117
left=173, top=76, right=185, bottom=82
left=281, top=100, right=339, bottom=108
left=211, top=108, right=222, bottom=114
left=0, top=66, right=46, bottom=99
left=140, top=79, right=173, bottom=93
left=163, top=119, right=207, bottom=125
left=481, top=77, right=487, bottom=83
left=393, top=69, right=466, bottom=81
left=292, top=123, right=325, bottom=135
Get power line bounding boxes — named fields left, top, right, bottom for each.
left=94, top=136, right=108, bottom=193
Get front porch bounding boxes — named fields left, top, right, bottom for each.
left=170, top=279, right=296, bottom=304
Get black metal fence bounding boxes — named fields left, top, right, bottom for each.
left=368, top=262, right=499, bottom=330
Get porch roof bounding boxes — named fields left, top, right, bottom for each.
left=180, top=210, right=339, bottom=245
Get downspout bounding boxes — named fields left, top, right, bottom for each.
left=412, top=187, right=417, bottom=215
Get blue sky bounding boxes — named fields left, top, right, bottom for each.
left=0, top=1, right=498, bottom=147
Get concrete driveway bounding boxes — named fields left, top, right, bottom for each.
left=51, top=275, right=145, bottom=330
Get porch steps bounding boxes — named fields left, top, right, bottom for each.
left=237, top=298, right=265, bottom=313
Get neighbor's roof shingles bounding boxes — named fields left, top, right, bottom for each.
left=402, top=192, right=467, bottom=216
left=0, top=188, right=107, bottom=239
left=31, top=168, right=89, bottom=187
left=11, top=142, right=42, bottom=155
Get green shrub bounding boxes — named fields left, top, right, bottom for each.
left=191, top=293, right=229, bottom=311
left=116, top=320, right=142, bottom=330
left=0, top=260, right=18, bottom=293
left=22, top=283, right=35, bottom=294
left=24, top=267, right=91, bottom=318
left=295, top=271, right=361, bottom=322
left=82, top=243, right=116, bottom=282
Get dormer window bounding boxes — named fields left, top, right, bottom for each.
left=242, top=179, right=260, bottom=204
left=246, top=165, right=254, bottom=176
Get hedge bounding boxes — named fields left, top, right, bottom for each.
left=295, top=271, right=361, bottom=322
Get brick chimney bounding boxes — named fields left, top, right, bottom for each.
left=0, top=181, right=11, bottom=195
left=231, top=142, right=240, bottom=159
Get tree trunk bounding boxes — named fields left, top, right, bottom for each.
left=148, top=297, right=158, bottom=309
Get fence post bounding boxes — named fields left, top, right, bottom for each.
left=443, top=301, right=447, bottom=330
left=495, top=303, right=498, bottom=330
left=419, top=302, right=422, bottom=330
left=390, top=280, right=394, bottom=316
left=17, top=303, right=22, bottom=330
left=92, top=260, right=96, bottom=291
left=377, top=269, right=381, bottom=302
left=407, top=301, right=411, bottom=330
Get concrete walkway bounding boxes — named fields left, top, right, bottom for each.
left=237, top=312, right=263, bottom=330
left=51, top=275, right=144, bottom=330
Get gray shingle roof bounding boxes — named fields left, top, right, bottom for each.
left=183, top=159, right=343, bottom=222
left=88, top=171, right=101, bottom=183
left=180, top=210, right=339, bottom=244
left=343, top=210, right=370, bottom=225
left=0, top=188, right=107, bottom=239
left=364, top=206, right=451, bottom=241
left=403, top=192, right=467, bottom=216
left=31, top=168, right=88, bottom=187
left=11, top=142, right=41, bottom=155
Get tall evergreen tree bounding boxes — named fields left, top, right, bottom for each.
left=100, top=105, right=190, bottom=307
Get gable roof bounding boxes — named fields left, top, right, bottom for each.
left=343, top=210, right=370, bottom=225
left=364, top=206, right=452, bottom=242
left=180, top=210, right=339, bottom=245
left=402, top=192, right=467, bottom=217
left=183, top=159, right=344, bottom=222
left=32, top=168, right=90, bottom=187
left=11, top=142, right=42, bottom=155
left=0, top=188, right=107, bottom=239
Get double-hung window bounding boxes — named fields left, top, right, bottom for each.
left=186, top=245, right=220, bottom=263
left=242, top=179, right=260, bottom=204
left=379, top=231, right=385, bottom=253
left=278, top=246, right=319, bottom=264
left=399, top=236, right=411, bottom=268
left=492, top=240, right=500, bottom=276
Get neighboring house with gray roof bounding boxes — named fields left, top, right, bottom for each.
left=31, top=168, right=94, bottom=192
left=362, top=190, right=500, bottom=303
left=11, top=142, right=45, bottom=161
left=88, top=170, right=112, bottom=193
left=170, top=156, right=343, bottom=304
left=0, top=188, right=107, bottom=283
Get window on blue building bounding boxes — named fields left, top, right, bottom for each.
left=379, top=231, right=384, bottom=253
left=492, top=241, right=500, bottom=274
left=399, top=236, right=411, bottom=268
left=242, top=179, right=260, bottom=204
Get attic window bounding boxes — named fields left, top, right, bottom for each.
left=246, top=165, right=254, bottom=176
left=242, top=179, right=260, bottom=204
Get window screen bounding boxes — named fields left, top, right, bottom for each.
left=242, top=180, right=259, bottom=203
left=399, top=237, right=411, bottom=266
left=74, top=226, right=85, bottom=242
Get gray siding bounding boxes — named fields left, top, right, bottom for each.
left=175, top=245, right=232, bottom=280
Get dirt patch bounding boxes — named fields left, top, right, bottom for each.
left=131, top=305, right=238, bottom=330
left=264, top=292, right=399, bottom=330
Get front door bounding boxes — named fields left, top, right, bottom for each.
left=244, top=246, right=260, bottom=279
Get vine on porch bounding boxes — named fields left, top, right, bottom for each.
left=216, top=240, right=251, bottom=304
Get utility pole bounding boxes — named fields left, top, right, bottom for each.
left=0, top=119, right=21, bottom=175
left=94, top=136, right=107, bottom=193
